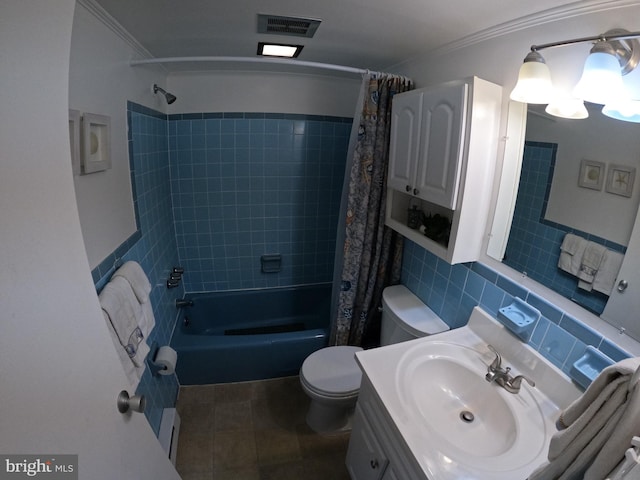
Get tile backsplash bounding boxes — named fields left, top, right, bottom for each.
left=401, top=239, right=631, bottom=382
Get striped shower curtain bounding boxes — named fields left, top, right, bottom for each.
left=331, top=74, right=412, bottom=346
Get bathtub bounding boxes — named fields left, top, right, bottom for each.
left=170, top=283, right=331, bottom=385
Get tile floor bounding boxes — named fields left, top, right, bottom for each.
left=175, top=376, right=352, bottom=479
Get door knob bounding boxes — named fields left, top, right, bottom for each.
left=617, top=280, right=629, bottom=292
left=405, top=185, right=411, bottom=192
left=117, top=390, right=146, bottom=414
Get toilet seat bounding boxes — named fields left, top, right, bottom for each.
left=300, top=346, right=363, bottom=398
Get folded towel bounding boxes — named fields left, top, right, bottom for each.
left=529, top=358, right=640, bottom=480
left=102, top=311, right=145, bottom=387
left=99, top=276, right=149, bottom=368
left=593, top=250, right=624, bottom=296
left=578, top=242, right=607, bottom=283
left=112, top=261, right=151, bottom=304
left=561, top=233, right=584, bottom=256
left=558, top=234, right=587, bottom=276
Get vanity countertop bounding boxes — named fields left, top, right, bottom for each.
left=355, top=306, right=582, bottom=480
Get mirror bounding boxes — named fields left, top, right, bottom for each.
left=490, top=102, right=640, bottom=316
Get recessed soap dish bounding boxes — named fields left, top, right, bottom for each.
left=570, top=346, right=614, bottom=389
left=497, top=297, right=540, bottom=338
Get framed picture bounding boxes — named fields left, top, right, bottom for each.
left=81, top=112, right=111, bottom=174
left=578, top=159, right=605, bottom=190
left=606, top=164, right=636, bottom=197
left=68, top=109, right=81, bottom=176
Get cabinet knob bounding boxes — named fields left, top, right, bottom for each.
left=413, top=188, right=419, bottom=195
left=370, top=459, right=379, bottom=469
left=405, top=185, right=411, bottom=192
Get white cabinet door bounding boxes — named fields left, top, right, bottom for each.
left=388, top=91, right=423, bottom=195
left=346, top=405, right=389, bottom=480
left=414, top=82, right=467, bottom=209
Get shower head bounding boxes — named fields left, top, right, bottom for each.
left=153, top=84, right=177, bottom=104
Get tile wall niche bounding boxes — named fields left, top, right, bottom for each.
left=401, top=239, right=631, bottom=384
left=167, top=113, right=350, bottom=292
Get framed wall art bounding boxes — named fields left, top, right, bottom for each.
left=81, top=112, right=111, bottom=174
left=577, top=159, right=605, bottom=191
left=606, top=164, right=635, bottom=198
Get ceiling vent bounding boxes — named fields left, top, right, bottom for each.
left=257, top=14, right=321, bottom=38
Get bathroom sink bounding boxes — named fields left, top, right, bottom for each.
left=395, top=341, right=549, bottom=471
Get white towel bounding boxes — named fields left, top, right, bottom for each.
left=578, top=242, right=607, bottom=286
left=102, top=311, right=144, bottom=387
left=593, top=250, right=625, bottom=296
left=528, top=358, right=640, bottom=480
left=99, top=276, right=150, bottom=369
left=558, top=234, right=587, bottom=276
left=112, top=261, right=151, bottom=304
left=112, top=261, right=156, bottom=335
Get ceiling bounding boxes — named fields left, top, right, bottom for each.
left=93, top=0, right=584, bottom=72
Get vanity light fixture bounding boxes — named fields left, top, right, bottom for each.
left=257, top=42, right=303, bottom=58
left=510, top=29, right=640, bottom=122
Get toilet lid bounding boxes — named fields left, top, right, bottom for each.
left=301, top=346, right=363, bottom=396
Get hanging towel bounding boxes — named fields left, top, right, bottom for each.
left=99, top=276, right=150, bottom=369
left=577, top=242, right=608, bottom=291
left=528, top=357, right=640, bottom=480
left=593, top=250, right=625, bottom=296
left=558, top=234, right=587, bottom=276
left=112, top=260, right=151, bottom=304
left=112, top=260, right=155, bottom=335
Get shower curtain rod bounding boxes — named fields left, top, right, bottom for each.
left=129, top=56, right=386, bottom=77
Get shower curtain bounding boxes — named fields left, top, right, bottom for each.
left=330, top=73, right=412, bottom=346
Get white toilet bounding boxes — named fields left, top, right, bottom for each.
left=299, top=284, right=449, bottom=433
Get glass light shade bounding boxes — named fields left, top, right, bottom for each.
left=602, top=100, right=640, bottom=123
left=510, top=60, right=554, bottom=104
left=573, top=50, right=625, bottom=105
left=545, top=97, right=589, bottom=119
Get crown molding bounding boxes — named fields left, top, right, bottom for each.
left=76, top=0, right=154, bottom=61
left=388, top=0, right=640, bottom=70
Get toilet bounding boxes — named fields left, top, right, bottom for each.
left=299, top=284, right=449, bottom=433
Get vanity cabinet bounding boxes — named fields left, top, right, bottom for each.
left=385, top=77, right=502, bottom=264
left=346, top=377, right=424, bottom=480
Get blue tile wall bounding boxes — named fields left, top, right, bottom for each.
left=167, top=113, right=351, bottom=292
left=401, top=239, right=631, bottom=383
left=504, top=141, right=626, bottom=315
left=92, top=102, right=181, bottom=436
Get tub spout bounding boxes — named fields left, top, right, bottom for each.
left=176, top=299, right=194, bottom=309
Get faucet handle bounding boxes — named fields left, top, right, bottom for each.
left=509, top=375, right=536, bottom=391
left=487, top=344, right=502, bottom=371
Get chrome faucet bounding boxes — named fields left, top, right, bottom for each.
left=485, top=345, right=536, bottom=394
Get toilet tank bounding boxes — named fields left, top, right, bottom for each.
left=380, top=285, right=449, bottom=346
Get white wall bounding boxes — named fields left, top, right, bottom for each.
left=0, top=2, right=178, bottom=477
left=527, top=108, right=640, bottom=246
left=167, top=70, right=361, bottom=116
left=69, top=2, right=170, bottom=269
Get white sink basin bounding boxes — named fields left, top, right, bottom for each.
left=396, top=342, right=548, bottom=469
left=355, top=307, right=582, bottom=479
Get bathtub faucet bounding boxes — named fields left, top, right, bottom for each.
left=176, top=299, right=194, bottom=309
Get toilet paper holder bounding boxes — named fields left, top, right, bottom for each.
left=146, top=342, right=174, bottom=376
